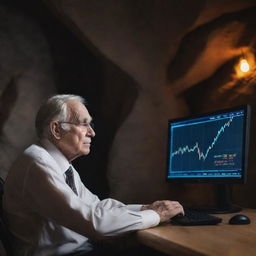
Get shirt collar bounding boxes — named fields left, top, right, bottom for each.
left=40, top=139, right=70, bottom=174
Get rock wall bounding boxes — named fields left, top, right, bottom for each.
left=44, top=0, right=256, bottom=207
left=0, top=5, right=55, bottom=179
left=1, top=0, right=256, bottom=210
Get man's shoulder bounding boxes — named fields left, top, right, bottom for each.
left=6, top=144, right=57, bottom=183
left=24, top=143, right=48, bottom=158
left=22, top=143, right=54, bottom=167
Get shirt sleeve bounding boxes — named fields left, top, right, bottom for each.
left=23, top=160, right=160, bottom=238
left=126, top=204, right=142, bottom=211
left=90, top=199, right=160, bottom=236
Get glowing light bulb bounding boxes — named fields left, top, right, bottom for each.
left=240, top=58, right=250, bottom=73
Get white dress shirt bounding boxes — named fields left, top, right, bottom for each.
left=3, top=139, right=160, bottom=256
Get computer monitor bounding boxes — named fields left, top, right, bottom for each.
left=166, top=105, right=251, bottom=213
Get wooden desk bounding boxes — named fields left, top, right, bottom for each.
left=137, top=208, right=256, bottom=256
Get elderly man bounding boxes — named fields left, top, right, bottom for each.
left=3, top=94, right=184, bottom=256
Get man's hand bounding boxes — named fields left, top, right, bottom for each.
left=141, top=200, right=184, bottom=223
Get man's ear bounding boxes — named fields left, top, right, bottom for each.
left=50, top=121, right=62, bottom=140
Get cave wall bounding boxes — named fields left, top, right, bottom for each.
left=1, top=0, right=256, bottom=209
left=0, top=3, right=55, bottom=179
left=44, top=0, right=256, bottom=208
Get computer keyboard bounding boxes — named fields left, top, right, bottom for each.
left=170, top=209, right=222, bottom=226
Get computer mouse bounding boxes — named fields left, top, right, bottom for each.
left=228, top=214, right=251, bottom=225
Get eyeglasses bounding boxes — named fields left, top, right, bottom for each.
left=59, top=121, right=94, bottom=129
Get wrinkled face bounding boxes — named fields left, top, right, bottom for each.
left=56, top=100, right=95, bottom=161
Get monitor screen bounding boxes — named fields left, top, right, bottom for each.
left=166, top=105, right=251, bottom=184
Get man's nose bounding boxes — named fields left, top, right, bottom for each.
left=87, top=125, right=95, bottom=137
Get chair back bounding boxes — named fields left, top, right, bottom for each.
left=0, top=177, right=13, bottom=256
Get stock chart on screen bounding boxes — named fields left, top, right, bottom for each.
left=167, top=109, right=245, bottom=179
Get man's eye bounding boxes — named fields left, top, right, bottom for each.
left=81, top=123, right=91, bottom=127
left=79, top=122, right=94, bottom=128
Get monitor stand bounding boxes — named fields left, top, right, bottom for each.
left=189, top=184, right=241, bottom=214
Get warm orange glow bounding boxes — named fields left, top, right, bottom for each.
left=239, top=58, right=250, bottom=73
left=234, top=50, right=254, bottom=78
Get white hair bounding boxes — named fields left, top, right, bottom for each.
left=35, top=94, right=86, bottom=139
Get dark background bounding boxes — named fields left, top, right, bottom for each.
left=0, top=0, right=110, bottom=198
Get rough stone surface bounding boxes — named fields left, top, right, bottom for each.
left=1, top=1, right=256, bottom=210
left=0, top=5, right=55, bottom=179
left=44, top=0, right=256, bottom=207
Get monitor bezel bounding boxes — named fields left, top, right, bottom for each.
left=166, top=105, right=251, bottom=184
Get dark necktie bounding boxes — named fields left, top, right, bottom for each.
left=65, top=166, right=78, bottom=195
